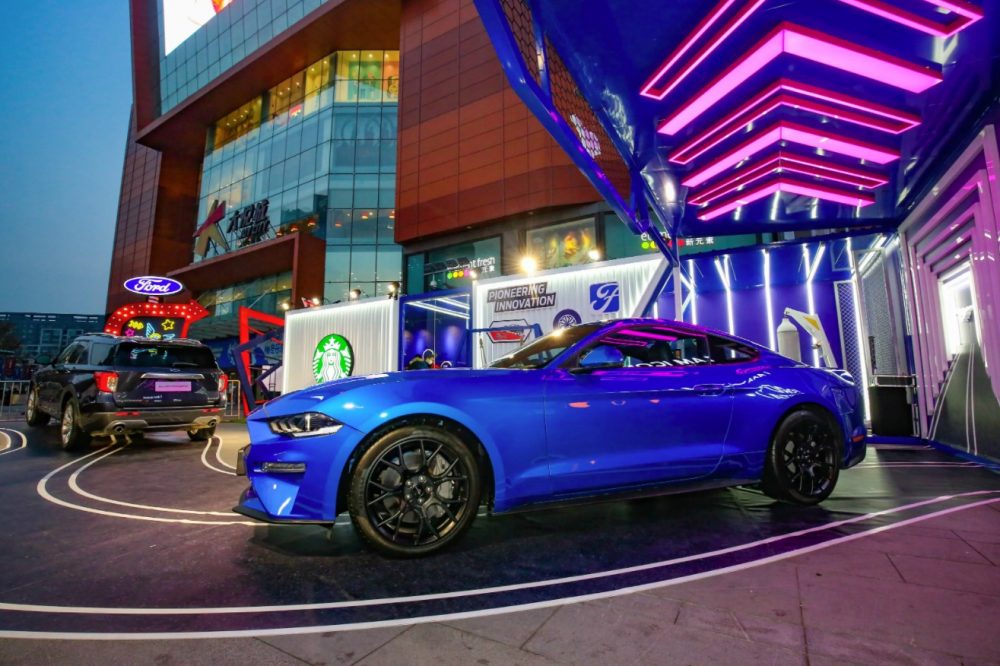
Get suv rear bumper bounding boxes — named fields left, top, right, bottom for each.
left=80, top=407, right=224, bottom=436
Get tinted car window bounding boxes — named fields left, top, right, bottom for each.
left=112, top=343, right=217, bottom=369
left=62, top=343, right=87, bottom=365
left=491, top=323, right=603, bottom=369
left=708, top=335, right=759, bottom=364
left=583, top=326, right=711, bottom=369
left=90, top=341, right=115, bottom=366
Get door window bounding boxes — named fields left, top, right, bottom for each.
left=57, top=343, right=87, bottom=365
left=580, top=326, right=711, bottom=369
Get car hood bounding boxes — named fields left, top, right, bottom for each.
left=252, top=368, right=532, bottom=421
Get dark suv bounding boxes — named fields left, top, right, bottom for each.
left=26, top=333, right=227, bottom=450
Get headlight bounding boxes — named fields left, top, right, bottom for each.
left=268, top=412, right=343, bottom=438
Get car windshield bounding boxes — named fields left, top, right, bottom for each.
left=490, top=323, right=604, bottom=369
left=111, top=343, right=217, bottom=369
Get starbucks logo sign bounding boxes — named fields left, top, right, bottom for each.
left=312, top=334, right=355, bottom=384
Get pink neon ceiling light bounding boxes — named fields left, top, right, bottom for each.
left=640, top=0, right=766, bottom=100
left=659, top=22, right=942, bottom=136
left=667, top=78, right=920, bottom=165
left=697, top=175, right=876, bottom=221
left=688, top=151, right=888, bottom=205
left=681, top=120, right=900, bottom=188
left=836, top=0, right=983, bottom=37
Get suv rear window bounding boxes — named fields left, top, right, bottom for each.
left=112, top=343, right=217, bottom=369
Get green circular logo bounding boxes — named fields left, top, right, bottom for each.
left=312, top=334, right=355, bottom=384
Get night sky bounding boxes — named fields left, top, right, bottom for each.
left=0, top=1, right=131, bottom=315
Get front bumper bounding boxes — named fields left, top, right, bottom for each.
left=234, top=417, right=365, bottom=523
left=80, top=406, right=224, bottom=436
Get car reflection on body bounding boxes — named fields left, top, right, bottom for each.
left=234, top=319, right=866, bottom=557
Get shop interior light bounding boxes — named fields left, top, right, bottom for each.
left=658, top=23, right=942, bottom=136
left=349, top=289, right=362, bottom=301
left=682, top=120, right=899, bottom=189
left=408, top=300, right=470, bottom=320
left=803, top=243, right=826, bottom=366
left=714, top=255, right=735, bottom=334
left=668, top=78, right=920, bottom=163
left=836, top=0, right=984, bottom=38
left=437, top=297, right=471, bottom=311
left=763, top=249, right=776, bottom=350
left=520, top=256, right=539, bottom=274
left=688, top=151, right=887, bottom=206
left=280, top=301, right=291, bottom=311
left=640, top=0, right=762, bottom=100
left=846, top=237, right=872, bottom=421
left=588, top=249, right=602, bottom=261
left=311, top=297, right=322, bottom=306
left=699, top=176, right=875, bottom=221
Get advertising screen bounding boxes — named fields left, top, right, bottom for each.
left=162, top=0, right=233, bottom=55
left=526, top=218, right=598, bottom=270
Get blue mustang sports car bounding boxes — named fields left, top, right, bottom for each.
left=235, top=319, right=866, bottom=556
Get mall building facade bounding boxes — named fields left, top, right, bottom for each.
left=108, top=0, right=752, bottom=347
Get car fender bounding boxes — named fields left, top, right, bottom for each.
left=351, top=401, right=507, bottom=499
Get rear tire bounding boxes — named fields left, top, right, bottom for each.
left=348, top=425, right=481, bottom=557
left=60, top=399, right=91, bottom=452
left=188, top=425, right=216, bottom=441
left=25, top=388, right=49, bottom=427
left=762, top=409, right=840, bottom=505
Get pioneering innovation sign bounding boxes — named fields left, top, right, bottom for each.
left=312, top=334, right=355, bottom=383
left=486, top=282, right=557, bottom=312
left=123, top=276, right=185, bottom=297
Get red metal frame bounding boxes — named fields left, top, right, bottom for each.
left=237, top=306, right=286, bottom=416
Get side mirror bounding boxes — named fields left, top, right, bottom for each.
left=576, top=345, right=625, bottom=372
left=35, top=354, right=52, bottom=366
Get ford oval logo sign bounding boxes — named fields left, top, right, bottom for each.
left=123, top=276, right=185, bottom=296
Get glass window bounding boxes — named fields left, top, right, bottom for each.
left=526, top=218, right=599, bottom=270
left=350, top=246, right=377, bottom=282
left=328, top=209, right=353, bottom=244
left=377, top=209, right=395, bottom=244
left=491, top=324, right=603, bottom=370
left=383, top=51, right=400, bottom=102
left=708, top=335, right=759, bottom=364
left=325, top=246, right=351, bottom=282
left=352, top=209, right=377, bottom=243
left=354, top=174, right=378, bottom=208
left=376, top=246, right=402, bottom=281
left=332, top=140, right=355, bottom=172
left=580, top=326, right=711, bottom=370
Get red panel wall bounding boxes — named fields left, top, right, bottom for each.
left=395, top=0, right=599, bottom=244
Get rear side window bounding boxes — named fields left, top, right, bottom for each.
left=62, top=343, right=87, bottom=365
left=708, top=335, right=759, bottom=364
left=90, top=342, right=115, bottom=366
left=112, top=343, right=218, bottom=369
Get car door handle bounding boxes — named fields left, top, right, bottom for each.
left=692, top=384, right=726, bottom=396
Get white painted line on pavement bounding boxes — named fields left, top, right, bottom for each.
left=1, top=492, right=997, bottom=640
left=35, top=444, right=257, bottom=527
left=200, top=438, right=236, bottom=476
left=4, top=489, right=997, bottom=618
left=68, top=445, right=235, bottom=517
left=0, top=428, right=27, bottom=456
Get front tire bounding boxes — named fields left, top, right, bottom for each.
left=762, top=409, right=840, bottom=505
left=60, top=399, right=91, bottom=452
left=348, top=425, right=481, bottom=557
left=25, top=388, right=49, bottom=427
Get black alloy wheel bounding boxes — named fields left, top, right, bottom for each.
left=25, top=388, right=49, bottom=427
left=348, top=425, right=481, bottom=557
left=763, top=409, right=840, bottom=505
left=59, top=399, right=91, bottom=452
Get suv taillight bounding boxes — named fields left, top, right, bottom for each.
left=94, top=371, right=118, bottom=393
left=218, top=374, right=229, bottom=392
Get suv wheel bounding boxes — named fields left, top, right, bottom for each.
left=25, top=388, right=49, bottom=427
left=60, top=399, right=91, bottom=452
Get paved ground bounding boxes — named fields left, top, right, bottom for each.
left=0, top=422, right=998, bottom=664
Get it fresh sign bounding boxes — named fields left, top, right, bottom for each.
left=124, top=276, right=185, bottom=297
